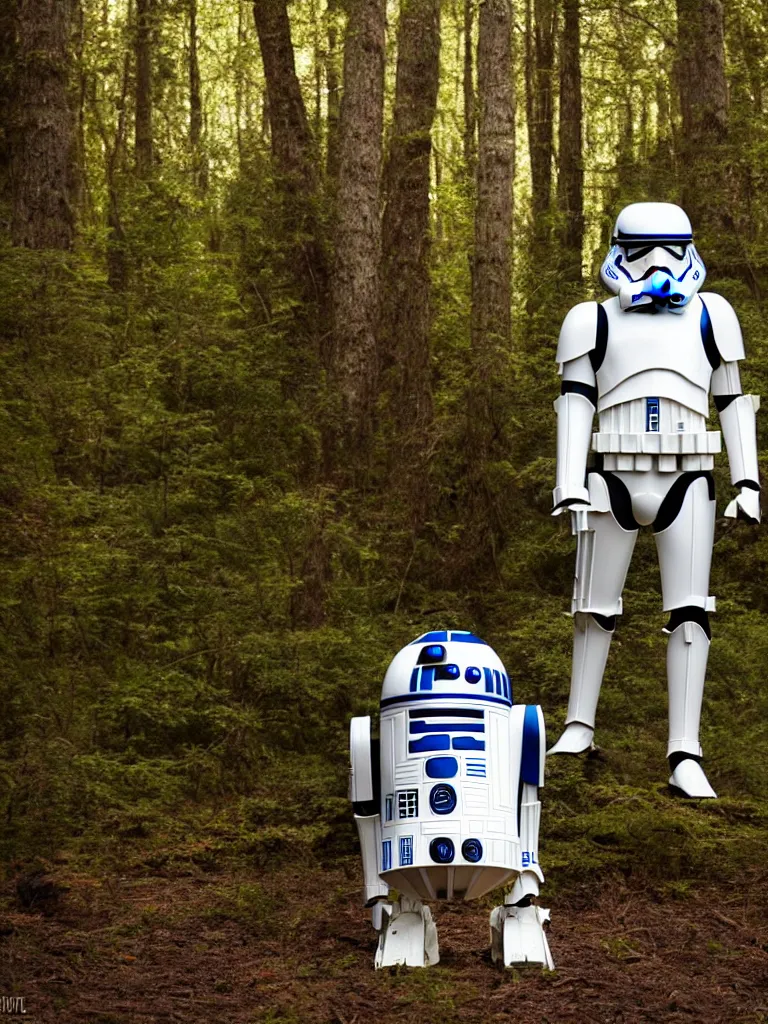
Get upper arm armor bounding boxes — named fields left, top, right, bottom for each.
left=556, top=301, right=600, bottom=371
left=699, top=292, right=745, bottom=363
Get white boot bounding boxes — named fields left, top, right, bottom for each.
left=666, top=620, right=716, bottom=799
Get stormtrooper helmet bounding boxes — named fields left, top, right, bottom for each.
left=600, top=202, right=706, bottom=312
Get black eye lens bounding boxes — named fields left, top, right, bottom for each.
left=625, top=246, right=654, bottom=262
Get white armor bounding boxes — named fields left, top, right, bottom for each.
left=550, top=203, right=761, bottom=798
left=350, top=632, right=553, bottom=969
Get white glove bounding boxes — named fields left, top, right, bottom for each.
left=724, top=486, right=761, bottom=524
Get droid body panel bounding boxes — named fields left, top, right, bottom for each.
left=350, top=631, right=552, bottom=969
left=551, top=203, right=760, bottom=798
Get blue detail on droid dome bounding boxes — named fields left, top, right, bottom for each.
left=409, top=735, right=450, bottom=753
left=521, top=705, right=541, bottom=784
left=462, top=838, right=483, bottom=863
left=418, top=645, right=446, bottom=665
left=408, top=664, right=506, bottom=694
left=411, top=631, right=449, bottom=644
left=426, top=757, right=458, bottom=778
left=429, top=784, right=457, bottom=814
left=429, top=837, right=455, bottom=863
left=449, top=632, right=486, bottom=644
left=435, top=664, right=460, bottom=681
left=410, top=630, right=487, bottom=646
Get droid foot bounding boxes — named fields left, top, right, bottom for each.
left=490, top=904, right=554, bottom=969
left=668, top=757, right=717, bottom=799
left=547, top=722, right=594, bottom=755
left=374, top=897, right=439, bottom=969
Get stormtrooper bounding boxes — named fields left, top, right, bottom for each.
left=350, top=631, right=552, bottom=969
left=549, top=202, right=760, bottom=798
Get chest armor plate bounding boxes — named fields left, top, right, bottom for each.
left=596, top=296, right=712, bottom=402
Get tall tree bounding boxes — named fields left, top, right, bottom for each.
left=253, top=0, right=327, bottom=311
left=526, top=0, right=556, bottom=228
left=472, top=0, right=514, bottom=355
left=10, top=0, right=75, bottom=249
left=463, top=0, right=476, bottom=176
left=189, top=0, right=207, bottom=191
left=325, top=0, right=341, bottom=181
left=675, top=0, right=727, bottom=224
left=329, top=0, right=387, bottom=451
left=468, top=0, right=514, bottom=563
left=135, top=0, right=154, bottom=177
left=0, top=0, right=16, bottom=208
left=557, top=0, right=583, bottom=281
left=380, top=0, right=441, bottom=440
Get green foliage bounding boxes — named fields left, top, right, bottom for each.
left=2, top=0, right=768, bottom=905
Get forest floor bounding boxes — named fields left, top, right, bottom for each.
left=1, top=858, right=767, bottom=1024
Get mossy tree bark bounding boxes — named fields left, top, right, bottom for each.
left=328, top=0, right=387, bottom=455
left=467, top=0, right=514, bottom=568
left=10, top=0, right=75, bottom=250
left=380, top=0, right=441, bottom=439
left=253, top=0, right=328, bottom=316
left=557, top=0, right=583, bottom=283
left=135, top=0, right=154, bottom=178
left=526, top=0, right=556, bottom=231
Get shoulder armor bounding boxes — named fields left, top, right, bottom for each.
left=556, top=301, right=600, bottom=368
left=699, top=292, right=745, bottom=362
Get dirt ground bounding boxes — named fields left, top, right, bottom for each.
left=1, top=862, right=767, bottom=1024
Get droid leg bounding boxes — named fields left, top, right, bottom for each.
left=654, top=474, right=717, bottom=798
left=491, top=708, right=553, bottom=969
left=490, top=783, right=553, bottom=969
left=349, top=716, right=390, bottom=936
left=375, top=897, right=439, bottom=969
left=550, top=476, right=638, bottom=755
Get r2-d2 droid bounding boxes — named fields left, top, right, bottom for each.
left=550, top=202, right=760, bottom=798
left=349, top=631, right=552, bottom=969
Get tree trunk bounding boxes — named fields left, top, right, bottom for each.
left=253, top=0, right=327, bottom=311
left=526, top=0, right=556, bottom=228
left=325, top=0, right=341, bottom=181
left=465, top=0, right=514, bottom=571
left=189, top=0, right=207, bottom=191
left=675, top=0, right=727, bottom=227
left=0, top=0, right=17, bottom=207
left=557, top=0, right=583, bottom=281
left=329, top=0, right=387, bottom=451
left=10, top=0, right=75, bottom=250
left=253, top=0, right=316, bottom=195
left=473, top=0, right=514, bottom=353
left=471, top=0, right=514, bottom=457
left=463, top=0, right=476, bottom=176
left=380, top=0, right=441, bottom=437
left=135, top=0, right=153, bottom=178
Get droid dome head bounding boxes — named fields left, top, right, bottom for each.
left=381, top=631, right=512, bottom=709
left=600, top=202, right=706, bottom=312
